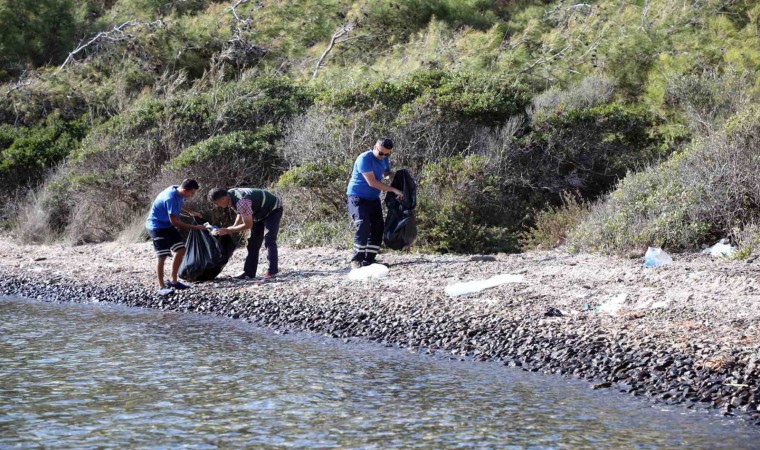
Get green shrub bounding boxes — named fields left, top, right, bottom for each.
left=217, top=76, right=315, bottom=132
left=0, top=115, right=89, bottom=193
left=276, top=162, right=349, bottom=216
left=416, top=155, right=518, bottom=253
left=520, top=192, right=590, bottom=251
left=418, top=201, right=517, bottom=254
left=167, top=127, right=282, bottom=189
left=320, top=69, right=526, bottom=126
left=274, top=160, right=353, bottom=249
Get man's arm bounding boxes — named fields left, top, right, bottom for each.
left=169, top=214, right=206, bottom=230
left=362, top=172, right=404, bottom=199
left=217, top=214, right=252, bottom=235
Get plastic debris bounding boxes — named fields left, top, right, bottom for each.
left=444, top=274, right=525, bottom=297
left=348, top=263, right=390, bottom=281
left=597, top=293, right=627, bottom=315
left=643, top=247, right=672, bottom=267
left=702, top=238, right=735, bottom=258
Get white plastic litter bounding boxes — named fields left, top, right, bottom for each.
left=650, top=300, right=669, bottom=309
left=702, top=238, right=735, bottom=258
left=597, top=293, right=627, bottom=315
left=643, top=247, right=672, bottom=267
left=348, top=263, right=390, bottom=280
left=445, top=274, right=525, bottom=297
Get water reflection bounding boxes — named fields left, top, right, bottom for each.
left=1, top=297, right=757, bottom=448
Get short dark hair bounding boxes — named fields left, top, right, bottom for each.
left=377, top=137, right=394, bottom=150
left=208, top=188, right=229, bottom=202
left=180, top=178, right=200, bottom=190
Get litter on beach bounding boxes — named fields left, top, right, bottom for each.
left=643, top=247, right=672, bottom=267
left=702, top=239, right=735, bottom=258
left=597, top=293, right=627, bottom=315
left=445, top=274, right=525, bottom=297
left=348, top=263, right=390, bottom=280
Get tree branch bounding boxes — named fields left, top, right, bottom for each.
left=57, top=20, right=165, bottom=72
left=313, top=24, right=355, bottom=78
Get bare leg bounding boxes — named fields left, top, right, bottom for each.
left=171, top=247, right=186, bottom=283
left=157, top=256, right=168, bottom=288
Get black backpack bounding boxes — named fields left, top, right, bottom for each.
left=383, top=169, right=417, bottom=250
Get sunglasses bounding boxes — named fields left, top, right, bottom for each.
left=378, top=150, right=391, bottom=156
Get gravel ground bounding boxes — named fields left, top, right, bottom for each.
left=1, top=236, right=759, bottom=424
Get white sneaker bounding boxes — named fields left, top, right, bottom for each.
left=157, top=287, right=173, bottom=296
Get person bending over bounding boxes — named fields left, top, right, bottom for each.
left=145, top=179, right=206, bottom=295
left=208, top=187, right=283, bottom=280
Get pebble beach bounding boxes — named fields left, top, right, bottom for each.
left=1, top=236, right=758, bottom=425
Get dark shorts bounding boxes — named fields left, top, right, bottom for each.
left=147, top=227, right=185, bottom=257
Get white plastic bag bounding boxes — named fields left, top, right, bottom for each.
left=348, top=263, right=390, bottom=280
left=597, top=293, right=627, bottom=315
left=701, top=238, right=735, bottom=258
left=643, top=247, right=672, bottom=267
left=445, top=274, right=525, bottom=297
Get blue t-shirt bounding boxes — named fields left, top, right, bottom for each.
left=346, top=150, right=391, bottom=200
left=145, top=186, right=183, bottom=230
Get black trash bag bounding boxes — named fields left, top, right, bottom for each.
left=384, top=169, right=418, bottom=250
left=179, top=229, right=236, bottom=282
left=385, top=168, right=416, bottom=210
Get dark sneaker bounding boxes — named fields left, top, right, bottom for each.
left=166, top=280, right=191, bottom=290
left=233, top=273, right=254, bottom=280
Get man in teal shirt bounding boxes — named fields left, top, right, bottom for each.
left=346, top=138, right=404, bottom=269
left=208, top=187, right=284, bottom=279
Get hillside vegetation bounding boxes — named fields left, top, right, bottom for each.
left=1, top=0, right=759, bottom=255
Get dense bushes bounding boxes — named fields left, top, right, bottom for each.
left=15, top=74, right=310, bottom=243
left=0, top=0, right=81, bottom=80
left=320, top=69, right=527, bottom=126
left=3, top=0, right=760, bottom=256
left=570, top=105, right=760, bottom=254
left=416, top=155, right=517, bottom=253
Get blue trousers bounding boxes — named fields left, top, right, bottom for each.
left=347, top=196, right=383, bottom=264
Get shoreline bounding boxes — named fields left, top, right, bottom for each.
left=1, top=237, right=759, bottom=425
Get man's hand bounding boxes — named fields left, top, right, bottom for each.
left=394, top=188, right=405, bottom=201
left=189, top=211, right=203, bottom=218
left=193, top=224, right=207, bottom=231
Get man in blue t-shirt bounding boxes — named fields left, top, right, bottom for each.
left=145, top=179, right=206, bottom=295
left=346, top=138, right=404, bottom=269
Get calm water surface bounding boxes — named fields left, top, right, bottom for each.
left=1, top=297, right=757, bottom=449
